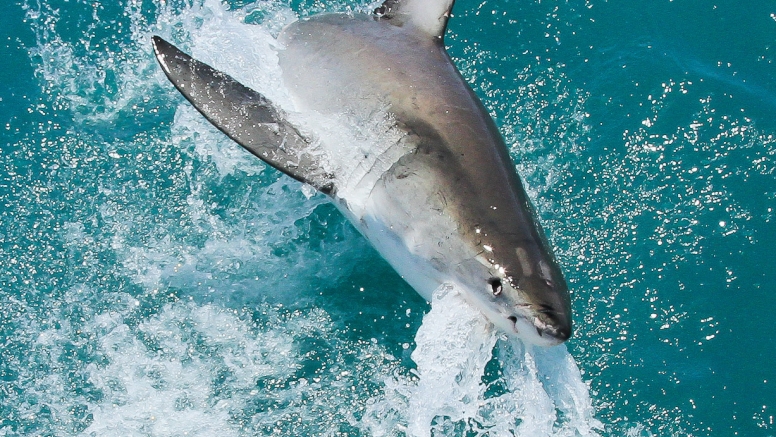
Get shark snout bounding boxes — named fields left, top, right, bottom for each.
left=536, top=304, right=572, bottom=342
left=509, top=303, right=571, bottom=346
left=537, top=315, right=571, bottom=344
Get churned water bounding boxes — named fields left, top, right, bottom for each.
left=1, top=0, right=774, bottom=436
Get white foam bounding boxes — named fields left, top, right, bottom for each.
left=133, top=3, right=605, bottom=435
left=407, top=285, right=499, bottom=436
left=53, top=300, right=401, bottom=437
left=16, top=1, right=608, bottom=436
left=363, top=285, right=603, bottom=437
left=77, top=1, right=355, bottom=304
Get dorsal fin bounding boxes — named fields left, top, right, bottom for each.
left=374, top=0, right=456, bottom=39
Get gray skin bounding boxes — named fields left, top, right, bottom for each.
left=278, top=14, right=571, bottom=345
left=151, top=7, right=572, bottom=346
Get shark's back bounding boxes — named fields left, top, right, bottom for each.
left=279, top=15, right=463, bottom=118
left=277, top=14, right=543, bottom=260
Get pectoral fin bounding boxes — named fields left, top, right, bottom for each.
left=152, top=36, right=334, bottom=193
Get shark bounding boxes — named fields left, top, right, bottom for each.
left=152, top=0, right=573, bottom=346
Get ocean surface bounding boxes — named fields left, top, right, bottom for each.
left=1, top=0, right=774, bottom=436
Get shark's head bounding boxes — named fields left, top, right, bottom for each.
left=453, top=222, right=573, bottom=347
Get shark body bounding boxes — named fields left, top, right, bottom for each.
left=152, top=0, right=573, bottom=346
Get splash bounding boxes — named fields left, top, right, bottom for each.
left=363, top=286, right=602, bottom=437
left=5, top=0, right=607, bottom=435
left=150, top=6, right=605, bottom=431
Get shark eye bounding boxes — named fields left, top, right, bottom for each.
left=488, top=278, right=503, bottom=296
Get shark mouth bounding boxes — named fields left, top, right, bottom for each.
left=507, top=312, right=569, bottom=347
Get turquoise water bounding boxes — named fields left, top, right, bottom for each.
left=1, top=0, right=774, bottom=436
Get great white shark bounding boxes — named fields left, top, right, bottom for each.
left=151, top=0, right=573, bottom=346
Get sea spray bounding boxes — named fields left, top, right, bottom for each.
left=7, top=0, right=775, bottom=435
left=408, top=285, right=498, bottom=437
left=147, top=1, right=608, bottom=435
left=8, top=0, right=603, bottom=435
left=363, top=286, right=602, bottom=436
